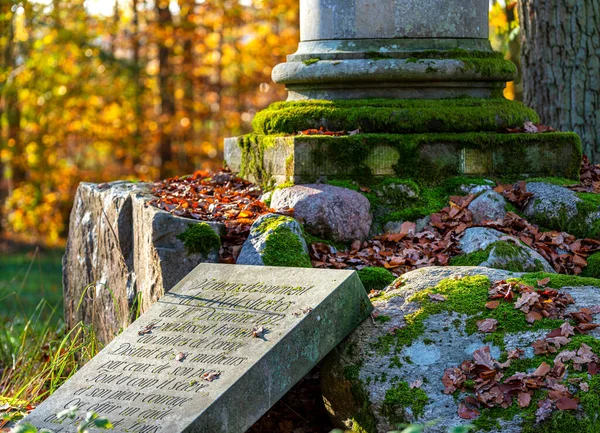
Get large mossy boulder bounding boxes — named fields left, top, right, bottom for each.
left=321, top=266, right=600, bottom=433
left=63, top=181, right=223, bottom=345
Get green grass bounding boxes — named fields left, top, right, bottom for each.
left=0, top=247, right=104, bottom=417
left=0, top=248, right=64, bottom=320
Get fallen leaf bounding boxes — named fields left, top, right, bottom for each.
left=202, top=372, right=220, bottom=382
left=458, top=402, right=480, bottom=420
left=428, top=293, right=447, bottom=302
left=175, top=352, right=187, bottom=362
left=556, top=397, right=578, bottom=410
left=476, top=318, right=498, bottom=333
left=252, top=326, right=265, bottom=338
left=485, top=301, right=500, bottom=310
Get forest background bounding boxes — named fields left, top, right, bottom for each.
left=0, top=0, right=519, bottom=248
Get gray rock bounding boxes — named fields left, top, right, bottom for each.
left=384, top=216, right=431, bottom=235
left=458, top=181, right=495, bottom=195
left=270, top=184, right=372, bottom=243
left=523, top=182, right=580, bottom=226
left=237, top=213, right=310, bottom=267
left=457, top=227, right=555, bottom=273
left=321, top=266, right=600, bottom=433
left=63, top=181, right=223, bottom=345
left=468, top=190, right=507, bottom=224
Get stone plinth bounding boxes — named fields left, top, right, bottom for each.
left=225, top=132, right=582, bottom=186
left=273, top=0, right=511, bottom=100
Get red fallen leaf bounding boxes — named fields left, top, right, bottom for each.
left=533, top=362, right=551, bottom=377
left=458, top=402, right=480, bottom=420
left=442, top=367, right=465, bottom=394
left=359, top=186, right=371, bottom=192
left=476, top=318, right=498, bottom=333
left=588, top=362, right=598, bottom=376
left=485, top=301, right=500, bottom=310
left=472, top=346, right=496, bottom=370
left=507, top=348, right=524, bottom=360
left=428, top=293, right=447, bottom=302
left=576, top=323, right=600, bottom=333
left=526, top=311, right=543, bottom=323
left=560, top=322, right=576, bottom=337
left=518, top=391, right=532, bottom=408
left=556, top=397, right=579, bottom=410
left=537, top=277, right=551, bottom=287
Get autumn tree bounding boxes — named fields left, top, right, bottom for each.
left=519, top=0, right=600, bottom=161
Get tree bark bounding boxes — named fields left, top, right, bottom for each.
left=156, top=1, right=175, bottom=178
left=519, top=0, right=600, bottom=162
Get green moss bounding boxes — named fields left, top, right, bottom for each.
left=302, top=57, right=320, bottom=66
left=581, top=252, right=600, bottom=278
left=358, top=267, right=396, bottom=292
left=374, top=275, right=568, bottom=356
left=518, top=272, right=600, bottom=289
left=525, top=177, right=578, bottom=186
left=343, top=363, right=378, bottom=433
left=374, top=315, right=391, bottom=323
left=252, top=98, right=538, bottom=136
left=381, top=381, right=429, bottom=425
left=176, top=223, right=221, bottom=256
left=254, top=216, right=312, bottom=268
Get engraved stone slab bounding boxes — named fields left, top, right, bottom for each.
left=21, top=264, right=372, bottom=433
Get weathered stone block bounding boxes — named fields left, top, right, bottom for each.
left=63, top=181, right=223, bottom=344
left=22, top=264, right=373, bottom=433
left=225, top=132, right=582, bottom=187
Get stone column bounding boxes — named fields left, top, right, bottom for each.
left=272, top=0, right=514, bottom=100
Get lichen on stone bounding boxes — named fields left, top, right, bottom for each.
left=176, top=222, right=221, bottom=256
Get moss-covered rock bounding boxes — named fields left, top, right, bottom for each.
left=236, top=213, right=312, bottom=268
left=321, top=266, right=600, bottom=433
left=522, top=182, right=600, bottom=239
left=453, top=227, right=554, bottom=273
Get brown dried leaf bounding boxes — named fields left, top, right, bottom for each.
left=476, top=318, right=498, bottom=333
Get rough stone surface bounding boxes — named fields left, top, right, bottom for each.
left=383, top=217, right=431, bottom=235
left=237, top=213, right=309, bottom=266
left=321, top=266, right=600, bottom=433
left=23, top=264, right=373, bottom=433
left=300, top=0, right=488, bottom=40
left=63, top=181, right=223, bottom=345
left=523, top=182, right=580, bottom=226
left=458, top=181, right=494, bottom=195
left=467, top=190, right=507, bottom=224
left=458, top=227, right=555, bottom=273
left=270, top=185, right=372, bottom=243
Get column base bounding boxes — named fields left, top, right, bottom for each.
left=224, top=132, right=582, bottom=187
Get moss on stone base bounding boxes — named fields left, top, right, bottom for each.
left=381, top=381, right=429, bottom=425
left=357, top=267, right=396, bottom=292
left=176, top=223, right=221, bottom=256
left=236, top=130, right=581, bottom=188
left=253, top=98, right=538, bottom=136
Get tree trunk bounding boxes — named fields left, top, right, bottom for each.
left=156, top=1, right=175, bottom=179
left=519, top=0, right=600, bottom=162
